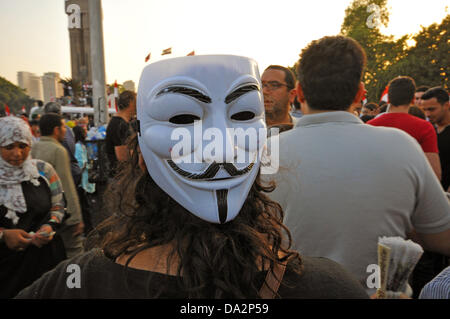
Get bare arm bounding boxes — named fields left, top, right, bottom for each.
left=425, top=152, right=442, bottom=181
left=114, top=145, right=130, bottom=162
left=415, top=229, right=450, bottom=256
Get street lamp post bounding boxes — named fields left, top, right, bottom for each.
left=89, top=0, right=108, bottom=127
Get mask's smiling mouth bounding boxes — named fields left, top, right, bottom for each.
left=167, top=160, right=254, bottom=181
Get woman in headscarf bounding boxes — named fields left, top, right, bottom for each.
left=0, top=116, right=66, bottom=298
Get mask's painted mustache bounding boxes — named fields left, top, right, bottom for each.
left=167, top=160, right=254, bottom=180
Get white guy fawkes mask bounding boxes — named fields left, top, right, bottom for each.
left=137, top=55, right=266, bottom=223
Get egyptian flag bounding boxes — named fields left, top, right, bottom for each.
left=114, top=81, right=119, bottom=112
left=161, top=47, right=172, bottom=55
left=21, top=105, right=26, bottom=113
left=114, top=81, right=119, bottom=98
left=5, top=104, right=11, bottom=116
left=380, top=85, right=389, bottom=102
left=187, top=50, right=195, bottom=56
left=145, top=52, right=151, bottom=62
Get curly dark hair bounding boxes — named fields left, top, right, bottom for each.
left=118, top=90, right=136, bottom=111
left=86, top=133, right=302, bottom=298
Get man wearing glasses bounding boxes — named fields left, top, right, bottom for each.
left=261, top=65, right=297, bottom=132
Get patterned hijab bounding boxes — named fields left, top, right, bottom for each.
left=0, top=116, right=41, bottom=224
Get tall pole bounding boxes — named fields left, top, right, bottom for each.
left=89, top=0, right=108, bottom=126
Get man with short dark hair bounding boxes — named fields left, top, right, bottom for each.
left=367, top=76, right=441, bottom=180
left=261, top=65, right=296, bottom=131
left=421, top=87, right=450, bottom=192
left=43, top=102, right=82, bottom=187
left=105, top=90, right=136, bottom=176
left=31, top=113, right=84, bottom=258
left=268, top=36, right=450, bottom=296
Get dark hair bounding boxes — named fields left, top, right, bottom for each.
left=378, top=100, right=387, bottom=108
left=297, top=36, right=366, bottom=111
left=379, top=104, right=388, bottom=113
left=293, top=96, right=301, bottom=110
left=416, top=86, right=430, bottom=93
left=39, top=113, right=63, bottom=136
left=44, top=102, right=62, bottom=114
left=361, top=114, right=375, bottom=123
left=86, top=134, right=302, bottom=298
left=29, top=119, right=39, bottom=126
left=421, top=87, right=449, bottom=105
left=363, top=102, right=378, bottom=111
left=408, top=106, right=426, bottom=120
left=73, top=125, right=86, bottom=143
left=118, top=90, right=136, bottom=111
left=388, top=76, right=416, bottom=106
left=37, top=100, right=44, bottom=107
left=265, top=65, right=296, bottom=90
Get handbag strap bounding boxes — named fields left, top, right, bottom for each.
left=258, top=260, right=288, bottom=299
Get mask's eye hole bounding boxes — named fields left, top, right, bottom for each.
left=169, top=114, right=200, bottom=124
left=231, top=111, right=255, bottom=121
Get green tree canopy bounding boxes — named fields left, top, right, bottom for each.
left=0, top=76, right=34, bottom=115
left=289, top=0, right=448, bottom=103
left=340, top=0, right=448, bottom=101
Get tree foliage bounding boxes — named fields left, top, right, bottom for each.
left=289, top=0, right=449, bottom=103
left=340, top=0, right=449, bottom=102
left=0, top=76, right=34, bottom=114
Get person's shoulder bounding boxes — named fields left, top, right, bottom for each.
left=14, top=249, right=106, bottom=299
left=418, top=118, right=436, bottom=131
left=281, top=256, right=369, bottom=299
left=366, top=115, right=385, bottom=125
left=33, top=159, right=55, bottom=174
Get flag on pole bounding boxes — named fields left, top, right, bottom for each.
left=114, top=81, right=119, bottom=112
left=114, top=81, right=119, bottom=98
left=21, top=106, right=26, bottom=113
left=380, top=85, right=389, bottom=102
left=145, top=52, right=151, bottom=62
left=161, top=47, right=172, bottom=55
left=5, top=104, right=11, bottom=116
left=187, top=50, right=195, bottom=56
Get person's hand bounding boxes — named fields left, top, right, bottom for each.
left=72, top=222, right=84, bottom=236
left=31, top=224, right=54, bottom=248
left=3, top=229, right=33, bottom=251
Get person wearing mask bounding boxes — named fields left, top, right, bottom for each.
left=16, top=55, right=368, bottom=299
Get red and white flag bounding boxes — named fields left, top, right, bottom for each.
left=21, top=106, right=26, bottom=113
left=5, top=104, right=11, bottom=116
left=161, top=47, right=172, bottom=55
left=114, top=81, right=119, bottom=98
left=145, top=52, right=151, bottom=62
left=380, top=85, right=389, bottom=102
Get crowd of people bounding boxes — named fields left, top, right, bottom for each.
left=0, top=35, right=448, bottom=299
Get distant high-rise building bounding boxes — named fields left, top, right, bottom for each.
left=123, top=80, right=136, bottom=92
left=42, top=72, right=64, bottom=103
left=65, top=0, right=92, bottom=85
left=17, top=71, right=43, bottom=101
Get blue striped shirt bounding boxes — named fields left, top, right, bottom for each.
left=419, top=266, right=450, bottom=299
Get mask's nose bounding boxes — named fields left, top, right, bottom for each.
left=201, top=111, right=235, bottom=164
